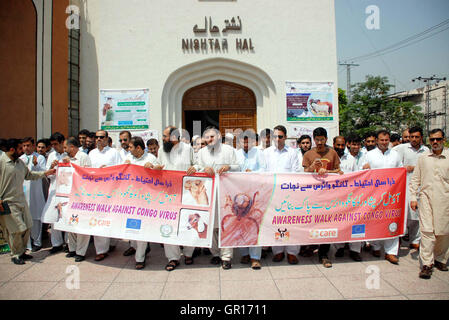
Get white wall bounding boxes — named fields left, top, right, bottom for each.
left=79, top=0, right=339, bottom=141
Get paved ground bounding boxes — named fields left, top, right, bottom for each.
left=1, top=238, right=449, bottom=300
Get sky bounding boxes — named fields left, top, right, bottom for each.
left=335, top=0, right=449, bottom=94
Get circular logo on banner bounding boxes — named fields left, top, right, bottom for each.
left=388, top=222, right=398, bottom=234
left=160, top=225, right=173, bottom=238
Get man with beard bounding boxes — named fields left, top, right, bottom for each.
left=123, top=137, right=157, bottom=269
left=42, top=132, right=68, bottom=254
left=88, top=130, right=122, bottom=261
left=362, top=130, right=403, bottom=264
left=347, top=134, right=366, bottom=171
left=19, top=137, right=47, bottom=252
left=296, top=135, right=312, bottom=172
left=333, top=136, right=362, bottom=261
left=410, top=129, right=449, bottom=279
left=0, top=139, right=55, bottom=264
left=303, top=127, right=341, bottom=268
left=118, top=131, right=132, bottom=161
left=85, top=132, right=96, bottom=154
left=151, top=126, right=198, bottom=271
left=393, top=127, right=429, bottom=250
left=62, top=137, right=92, bottom=262
left=196, top=126, right=240, bottom=270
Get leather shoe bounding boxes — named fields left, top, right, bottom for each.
left=19, top=253, right=33, bottom=260
left=66, top=251, right=76, bottom=258
left=287, top=254, right=298, bottom=265
left=410, top=243, right=420, bottom=250
left=349, top=251, right=362, bottom=262
left=74, top=255, right=85, bottom=262
left=385, top=254, right=399, bottom=264
left=222, top=260, right=232, bottom=270
left=49, top=245, right=63, bottom=254
left=272, top=252, right=285, bottom=262
left=123, top=247, right=136, bottom=256
left=372, top=250, right=381, bottom=258
left=419, top=265, right=433, bottom=279
left=335, top=248, right=345, bottom=258
left=210, top=256, right=221, bottom=265
left=251, top=259, right=262, bottom=270
left=95, top=253, right=108, bottom=261
left=11, top=257, right=25, bottom=265
left=435, top=260, right=448, bottom=271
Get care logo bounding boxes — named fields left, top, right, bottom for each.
left=69, top=214, right=79, bottom=225
left=309, top=228, right=338, bottom=239
left=275, top=228, right=290, bottom=241
left=89, top=217, right=111, bottom=228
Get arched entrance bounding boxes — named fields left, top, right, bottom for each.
left=182, top=80, right=257, bottom=138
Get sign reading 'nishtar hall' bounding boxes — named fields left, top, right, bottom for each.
left=182, top=16, right=254, bottom=52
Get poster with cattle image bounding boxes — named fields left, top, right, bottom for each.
left=286, top=82, right=334, bottom=122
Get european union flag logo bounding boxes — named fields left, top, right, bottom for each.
left=351, top=224, right=365, bottom=238
left=126, top=219, right=142, bottom=230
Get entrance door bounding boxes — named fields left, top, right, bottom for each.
left=182, top=80, right=256, bottom=139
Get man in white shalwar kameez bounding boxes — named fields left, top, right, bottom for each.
left=196, top=126, right=240, bottom=270
left=88, top=130, right=122, bottom=261
left=153, top=126, right=198, bottom=271
left=20, top=137, right=46, bottom=252
left=42, top=132, right=67, bottom=254
left=393, top=126, right=429, bottom=250
left=61, top=137, right=92, bottom=262
left=123, top=137, right=157, bottom=269
left=362, top=130, right=403, bottom=264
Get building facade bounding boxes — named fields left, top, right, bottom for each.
left=1, top=0, right=339, bottom=143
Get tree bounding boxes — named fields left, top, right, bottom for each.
left=339, top=75, right=425, bottom=138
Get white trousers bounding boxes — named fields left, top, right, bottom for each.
left=211, top=228, right=233, bottom=261
left=30, top=219, right=42, bottom=247
left=164, top=244, right=195, bottom=262
left=135, top=241, right=148, bottom=263
left=68, top=233, right=90, bottom=256
left=372, top=238, right=399, bottom=255
left=272, top=245, right=300, bottom=255
left=50, top=225, right=64, bottom=247
left=335, top=242, right=362, bottom=253
left=94, top=236, right=110, bottom=254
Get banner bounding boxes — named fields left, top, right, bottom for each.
left=286, top=82, right=334, bottom=122
left=218, top=168, right=406, bottom=248
left=53, top=164, right=216, bottom=248
left=99, top=89, right=150, bottom=131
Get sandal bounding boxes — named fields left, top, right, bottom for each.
left=135, top=261, right=145, bottom=270
left=165, top=260, right=179, bottom=271
left=94, top=253, right=108, bottom=261
left=184, top=256, right=193, bottom=265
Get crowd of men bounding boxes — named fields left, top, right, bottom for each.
left=0, top=124, right=447, bottom=279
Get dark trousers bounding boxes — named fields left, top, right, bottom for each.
left=318, top=244, right=330, bottom=258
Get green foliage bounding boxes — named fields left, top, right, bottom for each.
left=339, top=75, right=425, bottom=138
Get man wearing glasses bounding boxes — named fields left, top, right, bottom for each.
left=118, top=131, right=132, bottom=162
left=263, top=125, right=301, bottom=265
left=410, top=129, right=449, bottom=279
left=88, top=130, right=122, bottom=261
